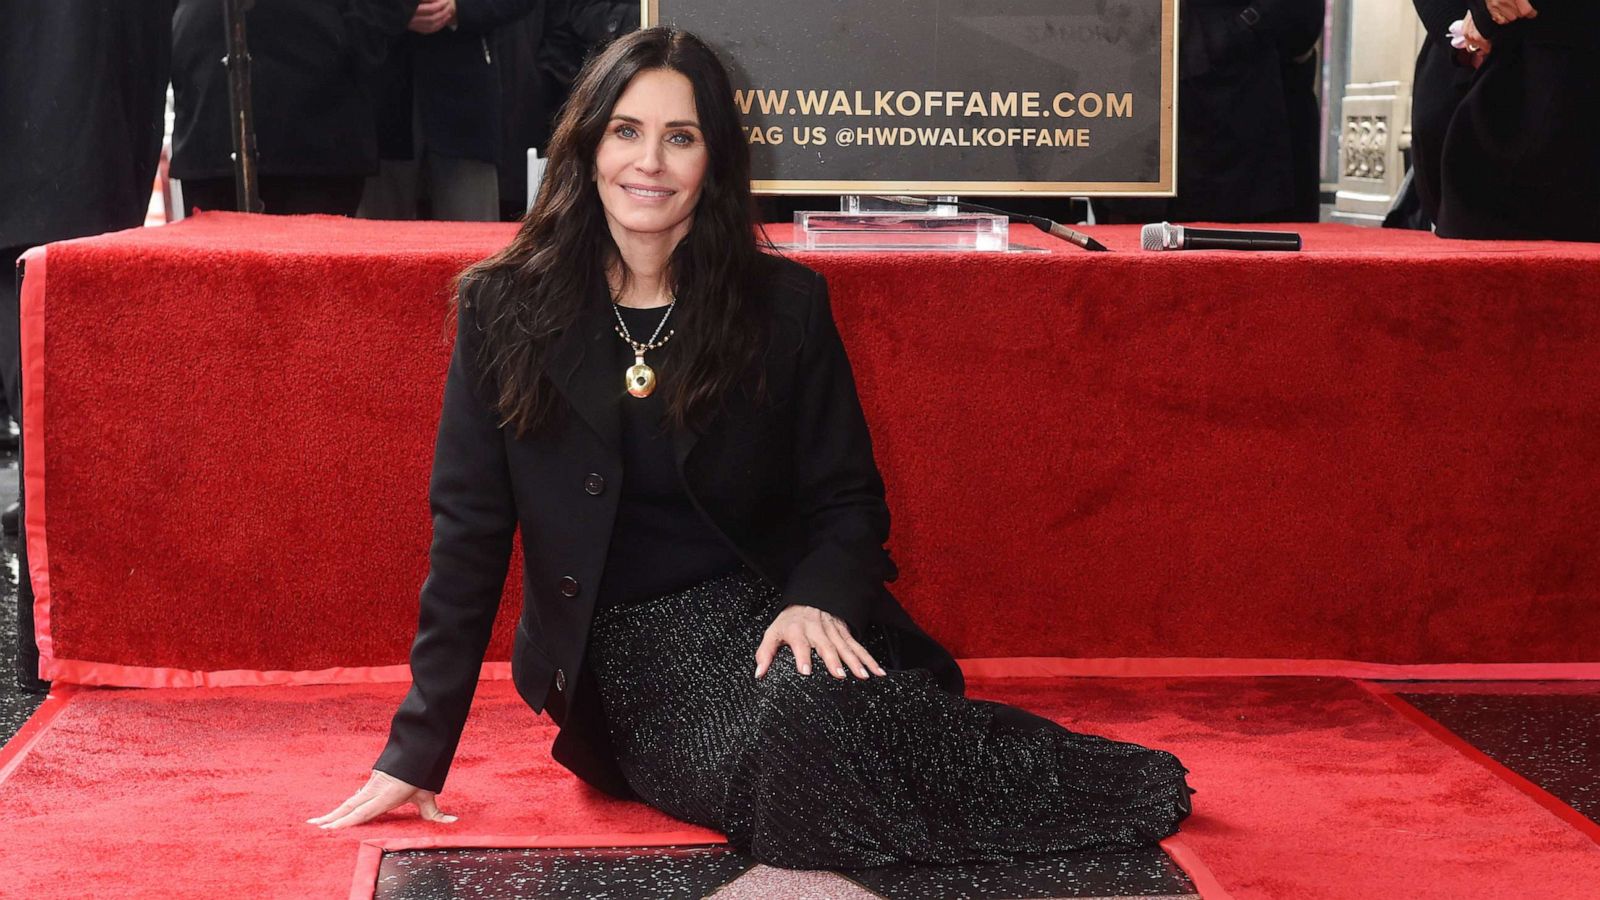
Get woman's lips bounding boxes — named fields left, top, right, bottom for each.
left=622, top=184, right=675, bottom=200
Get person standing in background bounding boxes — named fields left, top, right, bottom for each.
left=491, top=9, right=556, bottom=221
left=1277, top=1, right=1325, bottom=223
left=0, top=0, right=174, bottom=682
left=534, top=0, right=638, bottom=108
left=359, top=0, right=540, bottom=221
left=490, top=0, right=637, bottom=221
left=1096, top=0, right=1327, bottom=225
left=1404, top=0, right=1475, bottom=231
left=172, top=0, right=418, bottom=216
left=1421, top=0, right=1600, bottom=241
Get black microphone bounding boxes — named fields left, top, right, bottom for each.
left=1140, top=222, right=1302, bottom=252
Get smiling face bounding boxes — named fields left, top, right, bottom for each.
left=594, top=68, right=709, bottom=251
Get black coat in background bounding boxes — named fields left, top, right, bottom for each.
left=1174, top=0, right=1326, bottom=221
left=1408, top=1, right=1473, bottom=229
left=372, top=0, right=540, bottom=167
left=0, top=0, right=173, bottom=250
left=170, top=0, right=416, bottom=180
left=373, top=255, right=962, bottom=797
left=492, top=0, right=637, bottom=219
left=1427, top=0, right=1600, bottom=241
left=492, top=13, right=553, bottom=219
left=535, top=0, right=637, bottom=103
left=0, top=0, right=174, bottom=689
left=1097, top=0, right=1326, bottom=225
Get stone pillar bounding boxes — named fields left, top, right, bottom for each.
left=1332, top=0, right=1428, bottom=225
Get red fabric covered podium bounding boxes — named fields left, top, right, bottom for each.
left=20, top=213, right=1600, bottom=687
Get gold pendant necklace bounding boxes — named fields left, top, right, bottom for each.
left=625, top=353, right=657, bottom=397
left=611, top=297, right=676, bottom=398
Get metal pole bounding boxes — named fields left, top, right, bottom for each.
left=221, top=0, right=262, bottom=212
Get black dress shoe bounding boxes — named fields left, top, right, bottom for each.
left=2, top=500, right=18, bottom=535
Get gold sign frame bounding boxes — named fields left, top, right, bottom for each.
left=643, top=0, right=1177, bottom=197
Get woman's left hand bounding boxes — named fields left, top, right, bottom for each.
left=1463, top=13, right=1493, bottom=65
left=755, top=605, right=887, bottom=680
left=1452, top=13, right=1493, bottom=66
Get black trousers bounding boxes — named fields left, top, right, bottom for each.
left=3, top=245, right=23, bottom=424
left=4, top=244, right=42, bottom=689
left=1410, top=40, right=1473, bottom=230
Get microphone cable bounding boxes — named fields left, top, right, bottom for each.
left=874, top=195, right=1109, bottom=252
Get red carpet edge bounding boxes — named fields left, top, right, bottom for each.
left=1161, top=836, right=1235, bottom=900
left=18, top=247, right=52, bottom=682
left=32, top=654, right=1600, bottom=689
left=0, top=685, right=77, bottom=787
left=1358, top=681, right=1600, bottom=846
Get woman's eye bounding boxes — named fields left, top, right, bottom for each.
left=668, top=132, right=695, bottom=146
left=616, top=125, right=638, bottom=139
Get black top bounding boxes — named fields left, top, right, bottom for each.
left=595, top=303, right=743, bottom=610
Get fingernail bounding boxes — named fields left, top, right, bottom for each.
left=442, top=815, right=457, bottom=823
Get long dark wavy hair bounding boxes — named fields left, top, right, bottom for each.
left=461, top=27, right=770, bottom=439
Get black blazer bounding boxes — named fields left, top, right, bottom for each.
left=375, top=254, right=963, bottom=797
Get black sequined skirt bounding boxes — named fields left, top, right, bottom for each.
left=588, top=564, right=1193, bottom=870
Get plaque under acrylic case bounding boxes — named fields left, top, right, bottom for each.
left=793, top=210, right=1009, bottom=252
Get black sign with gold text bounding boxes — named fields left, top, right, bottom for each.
left=646, top=0, right=1176, bottom=195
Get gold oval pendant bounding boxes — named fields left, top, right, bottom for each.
left=625, top=362, right=656, bottom=398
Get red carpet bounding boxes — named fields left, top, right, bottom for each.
left=22, top=215, right=1600, bottom=684
left=1, top=675, right=1597, bottom=899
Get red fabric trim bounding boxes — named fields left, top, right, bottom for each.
left=0, top=685, right=80, bottom=788
left=348, top=841, right=385, bottom=900
left=1381, top=681, right=1600, bottom=697
left=346, top=831, right=728, bottom=899
left=1161, top=836, right=1233, bottom=900
left=42, top=655, right=1600, bottom=689
left=19, top=247, right=52, bottom=681
left=44, top=659, right=511, bottom=689
left=957, top=657, right=1600, bottom=681
left=369, top=830, right=727, bottom=852
left=1359, top=681, right=1600, bottom=846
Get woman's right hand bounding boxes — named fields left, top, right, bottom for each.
left=307, top=769, right=457, bottom=830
